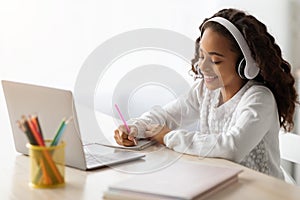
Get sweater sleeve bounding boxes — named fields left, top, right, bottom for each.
left=127, top=81, right=202, bottom=138
left=164, top=85, right=279, bottom=162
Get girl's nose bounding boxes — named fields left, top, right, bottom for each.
left=198, top=59, right=212, bottom=73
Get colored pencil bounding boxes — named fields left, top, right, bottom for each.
left=51, top=116, right=72, bottom=146
left=17, top=119, right=37, bottom=145
left=30, top=115, right=44, bottom=141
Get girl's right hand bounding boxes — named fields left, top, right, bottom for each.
left=114, top=125, right=138, bottom=147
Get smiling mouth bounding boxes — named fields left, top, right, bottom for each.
left=204, top=75, right=218, bottom=82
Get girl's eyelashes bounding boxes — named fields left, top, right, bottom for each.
left=198, top=56, right=222, bottom=65
left=199, top=50, right=222, bottom=65
left=212, top=61, right=222, bottom=64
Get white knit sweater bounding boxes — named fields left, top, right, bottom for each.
left=128, top=79, right=284, bottom=179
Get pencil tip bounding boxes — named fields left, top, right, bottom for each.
left=65, top=116, right=73, bottom=124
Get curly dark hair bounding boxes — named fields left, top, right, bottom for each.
left=191, top=8, right=298, bottom=132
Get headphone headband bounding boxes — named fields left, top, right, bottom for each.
left=203, top=17, right=260, bottom=79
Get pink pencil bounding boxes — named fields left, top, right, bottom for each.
left=114, top=104, right=137, bottom=145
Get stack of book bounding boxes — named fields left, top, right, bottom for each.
left=103, top=161, right=242, bottom=200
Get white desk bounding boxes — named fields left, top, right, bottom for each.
left=1, top=141, right=300, bottom=200
left=1, top=101, right=300, bottom=200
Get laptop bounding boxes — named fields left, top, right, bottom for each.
left=2, top=80, right=145, bottom=170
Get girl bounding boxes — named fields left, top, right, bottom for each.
left=114, top=8, right=298, bottom=179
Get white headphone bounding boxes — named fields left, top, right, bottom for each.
left=203, top=17, right=260, bottom=79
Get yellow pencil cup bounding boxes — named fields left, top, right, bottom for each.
left=27, top=140, right=66, bottom=188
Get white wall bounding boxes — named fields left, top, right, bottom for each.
left=0, top=0, right=295, bottom=115
left=0, top=0, right=294, bottom=88
left=0, top=0, right=211, bottom=88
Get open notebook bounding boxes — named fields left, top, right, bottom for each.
left=103, top=161, right=242, bottom=200
left=95, top=139, right=156, bottom=151
left=93, top=111, right=157, bottom=150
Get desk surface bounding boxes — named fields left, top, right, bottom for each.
left=1, top=142, right=300, bottom=200
left=1, top=103, right=300, bottom=200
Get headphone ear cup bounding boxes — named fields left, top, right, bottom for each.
left=237, top=58, right=247, bottom=79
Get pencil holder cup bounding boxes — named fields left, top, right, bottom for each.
left=27, top=140, right=66, bottom=188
